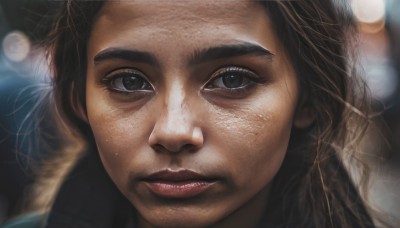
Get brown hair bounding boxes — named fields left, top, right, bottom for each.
left=262, top=1, right=374, bottom=227
left=31, top=0, right=383, bottom=227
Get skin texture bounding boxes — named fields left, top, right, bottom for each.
left=85, top=1, right=312, bottom=227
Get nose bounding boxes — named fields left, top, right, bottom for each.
left=148, top=86, right=204, bottom=153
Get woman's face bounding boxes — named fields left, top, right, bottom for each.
left=85, top=1, right=308, bottom=227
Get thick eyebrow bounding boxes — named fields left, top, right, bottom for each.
left=93, top=43, right=274, bottom=66
left=93, top=48, right=159, bottom=66
left=189, top=42, right=274, bottom=65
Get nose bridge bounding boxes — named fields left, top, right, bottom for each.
left=149, top=79, right=203, bottom=153
left=163, top=81, right=190, bottom=130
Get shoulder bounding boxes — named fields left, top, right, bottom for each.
left=1, top=212, right=45, bottom=228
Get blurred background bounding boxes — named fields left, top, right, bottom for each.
left=0, top=0, right=399, bottom=225
left=0, top=0, right=58, bottom=223
left=351, top=0, right=400, bottom=223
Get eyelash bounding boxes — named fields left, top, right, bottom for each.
left=101, top=66, right=261, bottom=98
left=203, top=66, right=261, bottom=97
left=101, top=68, right=153, bottom=92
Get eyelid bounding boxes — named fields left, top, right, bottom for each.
left=104, top=67, right=146, bottom=79
left=101, top=67, right=155, bottom=93
left=102, top=68, right=154, bottom=87
left=204, top=66, right=261, bottom=88
left=216, top=66, right=258, bottom=78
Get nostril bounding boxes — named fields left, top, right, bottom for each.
left=151, top=144, right=168, bottom=153
left=152, top=143, right=199, bottom=154
left=148, top=126, right=204, bottom=154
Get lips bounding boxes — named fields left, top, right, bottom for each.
left=142, top=169, right=217, bottom=199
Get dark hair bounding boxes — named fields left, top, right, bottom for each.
left=262, top=2, right=374, bottom=227
left=39, top=1, right=379, bottom=227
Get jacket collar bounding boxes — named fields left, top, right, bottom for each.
left=45, top=151, right=135, bottom=228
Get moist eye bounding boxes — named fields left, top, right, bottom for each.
left=222, top=74, right=245, bottom=88
left=104, top=68, right=153, bottom=93
left=114, top=74, right=150, bottom=91
left=202, top=66, right=262, bottom=99
left=206, top=66, right=258, bottom=90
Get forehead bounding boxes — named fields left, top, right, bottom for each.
left=93, top=0, right=268, bottom=35
left=89, top=1, right=277, bottom=59
left=97, top=0, right=263, bottom=26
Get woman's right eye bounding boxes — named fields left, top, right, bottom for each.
left=104, top=69, right=153, bottom=93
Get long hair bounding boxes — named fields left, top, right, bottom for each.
left=261, top=1, right=375, bottom=227
left=30, top=1, right=380, bottom=227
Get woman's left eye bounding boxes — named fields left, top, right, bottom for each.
left=205, top=67, right=259, bottom=90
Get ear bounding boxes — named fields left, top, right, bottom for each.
left=293, top=99, right=315, bottom=129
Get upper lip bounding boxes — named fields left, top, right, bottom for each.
left=143, top=169, right=215, bottom=182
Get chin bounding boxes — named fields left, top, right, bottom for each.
left=139, top=208, right=224, bottom=228
left=149, top=220, right=210, bottom=228
left=143, top=217, right=215, bottom=228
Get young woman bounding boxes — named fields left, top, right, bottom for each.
left=2, top=0, right=380, bottom=227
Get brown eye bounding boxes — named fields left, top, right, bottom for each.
left=120, top=75, right=148, bottom=90
left=106, top=69, right=153, bottom=92
left=206, top=67, right=257, bottom=90
left=221, top=74, right=245, bottom=88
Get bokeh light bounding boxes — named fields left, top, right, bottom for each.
left=352, top=0, right=386, bottom=33
left=2, top=31, right=30, bottom=62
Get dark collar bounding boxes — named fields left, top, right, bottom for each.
left=45, top=151, right=135, bottom=228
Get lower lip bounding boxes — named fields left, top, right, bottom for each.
left=146, top=181, right=214, bottom=199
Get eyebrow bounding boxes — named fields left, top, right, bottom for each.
left=93, top=48, right=159, bottom=66
left=189, top=42, right=274, bottom=65
left=93, top=42, right=274, bottom=66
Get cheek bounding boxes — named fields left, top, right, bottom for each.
left=86, top=101, right=151, bottom=186
left=208, top=92, right=297, bottom=190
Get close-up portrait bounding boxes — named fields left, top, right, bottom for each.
left=0, top=0, right=399, bottom=227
